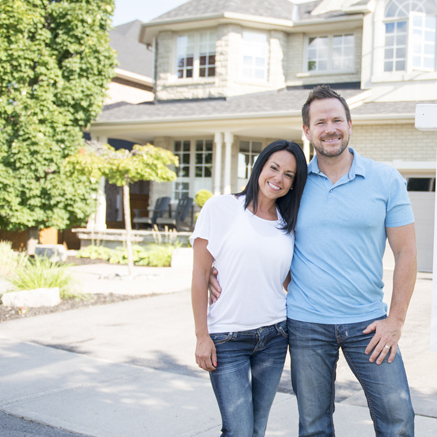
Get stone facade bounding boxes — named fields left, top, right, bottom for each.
left=156, top=25, right=289, bottom=100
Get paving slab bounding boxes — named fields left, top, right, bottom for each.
left=3, top=337, right=436, bottom=437
left=0, top=255, right=436, bottom=436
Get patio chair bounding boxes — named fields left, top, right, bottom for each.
left=156, top=197, right=194, bottom=232
left=133, top=196, right=171, bottom=230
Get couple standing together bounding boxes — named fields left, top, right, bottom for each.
left=191, top=85, right=417, bottom=436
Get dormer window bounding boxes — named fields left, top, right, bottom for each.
left=384, top=0, right=437, bottom=72
left=305, top=34, right=354, bottom=73
left=176, top=31, right=216, bottom=79
left=241, top=31, right=269, bottom=81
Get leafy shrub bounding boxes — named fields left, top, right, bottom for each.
left=194, top=189, right=213, bottom=208
left=6, top=257, right=82, bottom=300
left=0, top=241, right=28, bottom=277
left=76, top=245, right=113, bottom=260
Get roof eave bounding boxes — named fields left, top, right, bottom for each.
left=139, top=12, right=364, bottom=45
left=114, top=68, right=154, bottom=86
left=352, top=113, right=415, bottom=124
left=93, top=110, right=303, bottom=127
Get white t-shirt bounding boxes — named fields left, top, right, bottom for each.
left=190, top=194, right=294, bottom=333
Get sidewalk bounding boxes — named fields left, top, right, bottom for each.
left=0, top=251, right=435, bottom=436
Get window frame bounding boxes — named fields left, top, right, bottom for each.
left=379, top=0, right=437, bottom=75
left=239, top=30, right=270, bottom=83
left=172, top=138, right=214, bottom=201
left=303, top=32, right=356, bottom=74
left=174, top=30, right=217, bottom=81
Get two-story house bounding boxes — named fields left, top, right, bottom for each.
left=90, top=0, right=437, bottom=270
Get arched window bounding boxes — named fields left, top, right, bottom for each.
left=384, top=0, right=437, bottom=72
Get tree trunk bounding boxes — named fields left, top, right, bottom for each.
left=123, top=178, right=134, bottom=276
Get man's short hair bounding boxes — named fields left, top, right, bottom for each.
left=302, top=85, right=351, bottom=127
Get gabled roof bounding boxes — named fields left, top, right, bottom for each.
left=151, top=0, right=296, bottom=22
left=110, top=20, right=153, bottom=78
left=352, top=100, right=437, bottom=118
left=96, top=88, right=365, bottom=124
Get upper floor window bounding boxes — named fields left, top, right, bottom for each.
left=241, top=31, right=269, bottom=81
left=306, top=34, right=354, bottom=73
left=176, top=31, right=216, bottom=79
left=384, top=0, right=437, bottom=72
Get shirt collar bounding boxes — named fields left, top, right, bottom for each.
left=308, top=147, right=367, bottom=179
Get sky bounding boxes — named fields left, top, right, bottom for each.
left=112, top=0, right=189, bottom=26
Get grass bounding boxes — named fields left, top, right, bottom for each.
left=0, top=241, right=27, bottom=278
left=6, top=257, right=83, bottom=300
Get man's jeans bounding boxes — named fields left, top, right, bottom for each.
left=288, top=316, right=414, bottom=437
left=209, top=321, right=288, bottom=437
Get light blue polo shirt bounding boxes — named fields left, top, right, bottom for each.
left=287, top=148, right=414, bottom=324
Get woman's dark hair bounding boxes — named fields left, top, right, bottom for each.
left=237, top=140, right=307, bottom=234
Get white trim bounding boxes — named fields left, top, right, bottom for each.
left=303, top=31, right=356, bottom=74
left=214, top=133, right=223, bottom=195
left=114, top=68, right=153, bottom=85
left=382, top=160, right=437, bottom=170
left=223, top=133, right=234, bottom=195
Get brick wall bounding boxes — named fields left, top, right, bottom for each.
left=350, top=124, right=437, bottom=162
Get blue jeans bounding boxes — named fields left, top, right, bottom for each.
left=288, top=317, right=414, bottom=437
left=209, top=321, right=288, bottom=437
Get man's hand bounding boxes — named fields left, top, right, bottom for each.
left=195, top=334, right=217, bottom=372
left=209, top=267, right=222, bottom=304
left=363, top=316, right=404, bottom=365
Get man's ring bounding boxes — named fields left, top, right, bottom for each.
left=384, top=345, right=390, bottom=349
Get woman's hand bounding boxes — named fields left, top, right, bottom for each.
left=195, top=334, right=217, bottom=372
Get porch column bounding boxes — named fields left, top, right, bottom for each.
left=223, top=132, right=233, bottom=195
left=302, top=130, right=310, bottom=163
left=214, top=132, right=223, bottom=195
left=415, top=104, right=437, bottom=352
left=88, top=135, right=108, bottom=231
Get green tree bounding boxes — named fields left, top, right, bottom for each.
left=0, top=0, right=117, bottom=238
left=66, top=142, right=178, bottom=275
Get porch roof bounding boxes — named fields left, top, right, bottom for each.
left=95, top=88, right=365, bottom=125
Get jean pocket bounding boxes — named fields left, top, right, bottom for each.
left=276, top=321, right=288, bottom=338
left=210, top=332, right=233, bottom=345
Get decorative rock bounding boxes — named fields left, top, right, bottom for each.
left=1, top=287, right=61, bottom=308
left=35, top=244, right=68, bottom=262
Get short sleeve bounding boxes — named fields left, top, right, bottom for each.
left=385, top=169, right=415, bottom=228
left=189, top=195, right=238, bottom=258
left=190, top=198, right=214, bottom=246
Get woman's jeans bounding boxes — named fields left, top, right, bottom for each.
left=288, top=316, right=415, bottom=437
left=209, top=321, right=288, bottom=437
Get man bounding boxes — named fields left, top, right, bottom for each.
left=210, top=85, right=417, bottom=436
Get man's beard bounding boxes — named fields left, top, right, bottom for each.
left=312, top=135, right=349, bottom=158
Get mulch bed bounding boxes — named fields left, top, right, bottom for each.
left=0, top=292, right=149, bottom=323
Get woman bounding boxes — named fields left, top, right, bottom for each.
left=190, top=140, right=307, bottom=437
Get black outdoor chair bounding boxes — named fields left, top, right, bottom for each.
left=156, top=197, right=194, bottom=231
left=133, top=196, right=171, bottom=230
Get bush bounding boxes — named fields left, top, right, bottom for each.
left=76, top=243, right=178, bottom=267
left=0, top=241, right=28, bottom=277
left=6, top=257, right=82, bottom=300
left=194, top=189, right=213, bottom=208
